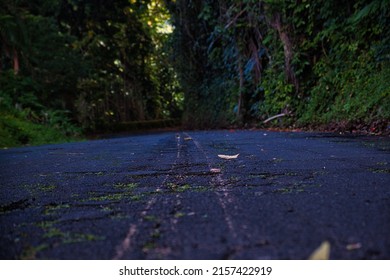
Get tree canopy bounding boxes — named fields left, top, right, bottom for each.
left=1, top=0, right=183, bottom=146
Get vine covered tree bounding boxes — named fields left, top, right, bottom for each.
left=168, top=0, right=389, bottom=129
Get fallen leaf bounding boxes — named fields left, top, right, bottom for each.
left=218, top=154, right=239, bottom=160
left=309, top=241, right=330, bottom=260
left=184, top=137, right=192, bottom=141
left=346, top=243, right=362, bottom=251
left=210, top=168, right=221, bottom=173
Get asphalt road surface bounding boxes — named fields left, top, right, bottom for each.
left=0, top=130, right=389, bottom=259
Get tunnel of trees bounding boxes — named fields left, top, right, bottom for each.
left=1, top=0, right=389, bottom=146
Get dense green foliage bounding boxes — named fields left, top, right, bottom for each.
left=168, top=0, right=389, bottom=129
left=1, top=0, right=389, bottom=147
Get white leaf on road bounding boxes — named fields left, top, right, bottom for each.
left=218, top=154, right=239, bottom=160
left=210, top=168, right=221, bottom=173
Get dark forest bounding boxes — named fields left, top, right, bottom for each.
left=1, top=0, right=389, bottom=147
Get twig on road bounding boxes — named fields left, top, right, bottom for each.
left=263, top=113, right=287, bottom=124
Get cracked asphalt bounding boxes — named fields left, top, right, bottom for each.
left=0, top=130, right=389, bottom=259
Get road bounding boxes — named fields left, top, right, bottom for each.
left=0, top=130, right=389, bottom=259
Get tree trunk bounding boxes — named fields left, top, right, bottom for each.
left=237, top=58, right=244, bottom=123
left=13, top=48, right=20, bottom=75
left=270, top=13, right=298, bottom=92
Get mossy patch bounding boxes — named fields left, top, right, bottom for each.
left=44, top=203, right=70, bottom=216
left=20, top=244, right=49, bottom=260
left=167, top=183, right=191, bottom=192
left=273, top=181, right=321, bottom=194
left=39, top=184, right=57, bottom=192
left=86, top=193, right=127, bottom=202
left=81, top=190, right=143, bottom=202
left=369, top=168, right=390, bottom=174
left=36, top=220, right=105, bottom=245
left=114, top=182, right=139, bottom=190
left=144, top=215, right=159, bottom=222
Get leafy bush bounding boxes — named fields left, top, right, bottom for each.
left=0, top=113, right=79, bottom=148
left=0, top=72, right=82, bottom=148
left=300, top=52, right=390, bottom=127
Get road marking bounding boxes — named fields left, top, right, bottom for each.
left=113, top=133, right=183, bottom=259
left=113, top=224, right=137, bottom=260
left=114, top=132, right=241, bottom=259
left=184, top=132, right=238, bottom=241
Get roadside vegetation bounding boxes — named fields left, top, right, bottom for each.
left=167, top=0, right=389, bottom=130
left=1, top=0, right=389, bottom=147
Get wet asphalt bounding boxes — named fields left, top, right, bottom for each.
left=0, top=130, right=389, bottom=259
